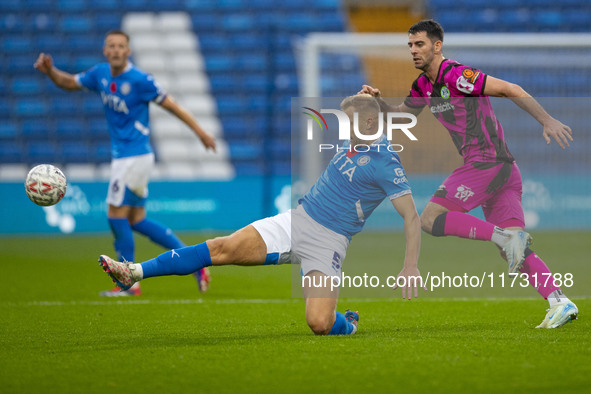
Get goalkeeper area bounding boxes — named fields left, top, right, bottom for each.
left=1, top=232, right=590, bottom=392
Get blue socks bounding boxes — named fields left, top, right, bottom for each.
left=132, top=218, right=185, bottom=249
left=141, top=242, right=212, bottom=279
left=108, top=218, right=134, bottom=262
left=328, top=312, right=355, bottom=335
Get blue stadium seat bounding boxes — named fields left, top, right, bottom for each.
left=216, top=95, right=247, bottom=114
left=229, top=142, right=263, bottom=160
left=243, top=73, right=270, bottom=93
left=93, top=141, right=112, bottom=163
left=15, top=98, right=48, bottom=117
left=88, top=0, right=118, bottom=10
left=222, top=14, right=255, bottom=31
left=217, top=0, right=246, bottom=11
left=36, top=34, right=65, bottom=52
left=21, top=119, right=54, bottom=139
left=22, top=0, right=53, bottom=12
left=74, top=56, right=103, bottom=71
left=209, top=75, right=241, bottom=92
left=204, top=56, right=236, bottom=72
left=274, top=51, right=296, bottom=71
left=285, top=14, right=317, bottom=32
left=2, top=36, right=33, bottom=53
left=228, top=33, right=261, bottom=51
left=57, top=0, right=87, bottom=12
left=56, top=118, right=86, bottom=140
left=62, top=141, right=91, bottom=163
left=66, top=34, right=103, bottom=52
left=30, top=14, right=57, bottom=31
left=0, top=122, right=19, bottom=139
left=191, top=14, right=221, bottom=32
left=236, top=54, right=266, bottom=70
left=82, top=97, right=104, bottom=116
left=52, top=96, right=81, bottom=116
left=11, top=78, right=42, bottom=95
left=88, top=117, right=109, bottom=140
left=0, top=142, right=23, bottom=163
left=59, top=15, right=93, bottom=33
left=234, top=161, right=264, bottom=176
left=246, top=95, right=268, bottom=111
left=0, top=14, right=24, bottom=32
left=121, top=0, right=149, bottom=11
left=533, top=10, right=563, bottom=30
left=26, top=141, right=59, bottom=163
left=95, top=13, right=121, bottom=31
left=197, top=33, right=227, bottom=53
left=220, top=117, right=246, bottom=137
left=0, top=99, right=12, bottom=117
left=185, top=0, right=218, bottom=12
left=5, top=56, right=34, bottom=75
left=0, top=0, right=22, bottom=11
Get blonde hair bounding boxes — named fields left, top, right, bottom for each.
left=340, top=94, right=380, bottom=115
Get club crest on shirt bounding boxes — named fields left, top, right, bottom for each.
left=357, top=155, right=370, bottom=166
left=440, top=86, right=451, bottom=99
left=120, top=82, right=131, bottom=95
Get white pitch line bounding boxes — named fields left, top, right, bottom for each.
left=3, top=296, right=589, bottom=308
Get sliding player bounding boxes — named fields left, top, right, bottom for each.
left=98, top=94, right=424, bottom=335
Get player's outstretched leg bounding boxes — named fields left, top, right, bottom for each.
left=426, top=209, right=532, bottom=272
left=97, top=225, right=268, bottom=293
left=100, top=218, right=140, bottom=297
left=131, top=218, right=211, bottom=292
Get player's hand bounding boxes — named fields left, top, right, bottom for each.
left=542, top=118, right=573, bottom=149
left=34, top=53, right=54, bottom=74
left=200, top=133, right=217, bottom=152
left=358, top=84, right=381, bottom=97
left=393, top=266, right=427, bottom=300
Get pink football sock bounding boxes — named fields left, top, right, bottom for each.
left=520, top=251, right=560, bottom=299
left=443, top=211, right=495, bottom=241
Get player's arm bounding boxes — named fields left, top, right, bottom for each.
left=159, top=95, right=217, bottom=152
left=391, top=193, right=424, bottom=299
left=34, top=53, right=80, bottom=91
left=483, top=76, right=573, bottom=149
left=358, top=84, right=423, bottom=116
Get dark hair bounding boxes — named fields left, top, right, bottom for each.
left=104, top=30, right=130, bottom=43
left=408, top=19, right=444, bottom=43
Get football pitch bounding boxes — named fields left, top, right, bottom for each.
left=1, top=231, right=589, bottom=393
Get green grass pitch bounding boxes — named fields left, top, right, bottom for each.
left=1, top=231, right=589, bottom=393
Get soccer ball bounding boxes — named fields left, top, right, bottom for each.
left=24, top=164, right=67, bottom=206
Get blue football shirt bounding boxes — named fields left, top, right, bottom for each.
left=75, top=62, right=167, bottom=159
left=301, top=136, right=412, bottom=239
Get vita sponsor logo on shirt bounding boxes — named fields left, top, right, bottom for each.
left=100, top=80, right=130, bottom=114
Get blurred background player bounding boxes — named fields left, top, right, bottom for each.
left=34, top=30, right=216, bottom=296
left=361, top=19, right=577, bottom=328
left=98, top=94, right=424, bottom=335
